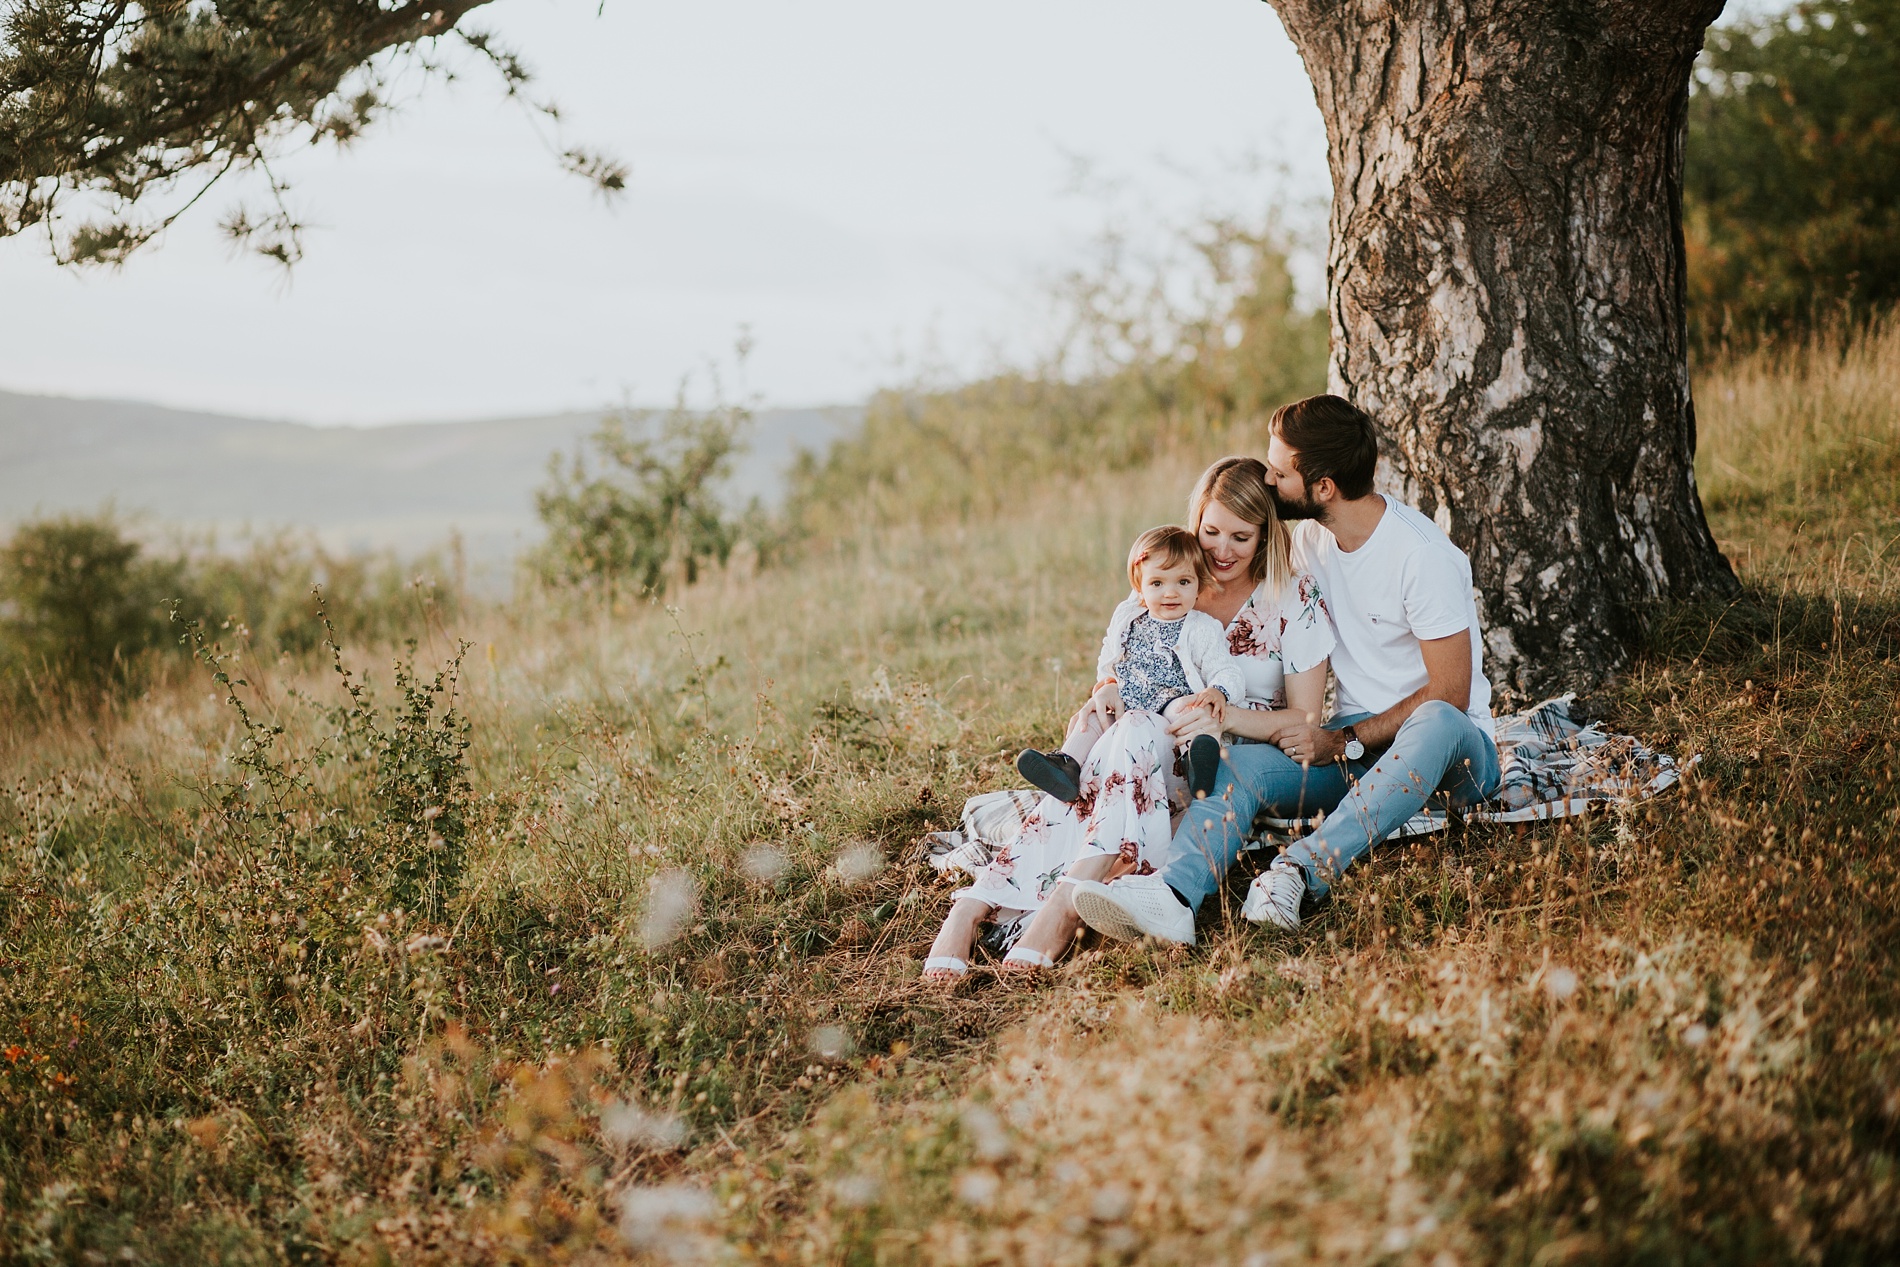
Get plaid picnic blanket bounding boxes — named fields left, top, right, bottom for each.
left=922, top=695, right=1691, bottom=874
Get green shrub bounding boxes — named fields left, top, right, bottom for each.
left=0, top=513, right=462, bottom=711
left=178, top=530, right=459, bottom=655
left=0, top=514, right=180, bottom=702
left=783, top=212, right=1325, bottom=537
left=1687, top=0, right=1900, bottom=345
left=533, top=401, right=748, bottom=597
left=318, top=630, right=475, bottom=921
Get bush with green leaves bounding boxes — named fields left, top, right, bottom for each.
left=179, top=530, right=460, bottom=655
left=0, top=513, right=462, bottom=710
left=783, top=212, right=1325, bottom=536
left=1687, top=0, right=1900, bottom=344
left=533, top=401, right=749, bottom=597
left=0, top=514, right=182, bottom=701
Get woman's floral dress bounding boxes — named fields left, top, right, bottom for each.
left=955, top=572, right=1333, bottom=916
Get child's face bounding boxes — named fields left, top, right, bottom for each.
left=1138, top=555, right=1200, bottom=620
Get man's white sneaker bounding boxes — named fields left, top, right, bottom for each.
left=1241, top=858, right=1305, bottom=929
left=1069, top=874, right=1196, bottom=946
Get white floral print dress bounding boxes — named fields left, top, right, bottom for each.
left=955, top=572, right=1333, bottom=917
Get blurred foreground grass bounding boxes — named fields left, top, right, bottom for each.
left=1, top=320, right=1896, bottom=1264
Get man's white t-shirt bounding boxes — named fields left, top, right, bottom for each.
left=1290, top=500, right=1495, bottom=738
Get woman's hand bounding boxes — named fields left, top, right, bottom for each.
left=1166, top=688, right=1228, bottom=741
left=1183, top=687, right=1228, bottom=727
left=1083, top=678, right=1123, bottom=730
left=1165, top=701, right=1222, bottom=742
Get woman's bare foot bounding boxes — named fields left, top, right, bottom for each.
left=922, top=897, right=991, bottom=982
left=998, top=854, right=1119, bottom=972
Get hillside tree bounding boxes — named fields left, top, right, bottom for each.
left=0, top=0, right=616, bottom=264
left=1267, top=0, right=1739, bottom=695
left=1685, top=0, right=1900, bottom=343
left=4, top=0, right=1745, bottom=690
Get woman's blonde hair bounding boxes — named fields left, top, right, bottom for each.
left=1126, top=526, right=1212, bottom=591
left=1188, top=455, right=1291, bottom=597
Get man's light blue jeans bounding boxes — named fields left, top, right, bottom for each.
left=1159, top=700, right=1502, bottom=910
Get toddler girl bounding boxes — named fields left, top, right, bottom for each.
left=1017, top=525, right=1243, bottom=804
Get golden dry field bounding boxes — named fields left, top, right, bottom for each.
left=2, top=319, right=1897, bottom=1264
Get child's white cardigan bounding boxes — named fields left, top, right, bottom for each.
left=1094, top=594, right=1247, bottom=706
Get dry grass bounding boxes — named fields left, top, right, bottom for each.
left=1696, top=311, right=1900, bottom=580
left=2, top=325, right=1897, bottom=1264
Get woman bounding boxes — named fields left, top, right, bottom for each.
left=921, top=456, right=1333, bottom=979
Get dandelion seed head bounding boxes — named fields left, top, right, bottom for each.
left=953, top=1167, right=1000, bottom=1208
left=742, top=843, right=789, bottom=883
left=1090, top=1183, right=1132, bottom=1223
left=1683, top=1022, right=1710, bottom=1047
left=961, top=1104, right=1012, bottom=1161
left=808, top=1025, right=854, bottom=1061
left=830, top=1172, right=881, bottom=1208
left=619, top=1184, right=716, bottom=1260
left=1546, top=967, right=1579, bottom=1000
left=833, top=842, right=884, bottom=887
left=641, top=869, right=697, bottom=949
left=600, top=1101, right=688, bottom=1150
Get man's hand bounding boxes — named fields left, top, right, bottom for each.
left=1274, top=721, right=1345, bottom=767
left=1343, top=629, right=1475, bottom=750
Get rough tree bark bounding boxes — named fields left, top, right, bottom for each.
left=1268, top=0, right=1741, bottom=698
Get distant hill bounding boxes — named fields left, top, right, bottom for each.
left=0, top=391, right=861, bottom=575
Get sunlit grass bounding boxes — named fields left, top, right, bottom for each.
left=1, top=328, right=1897, bottom=1263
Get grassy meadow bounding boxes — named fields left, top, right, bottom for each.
left=1, top=317, right=1897, bottom=1265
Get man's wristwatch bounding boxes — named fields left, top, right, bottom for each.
left=1341, top=726, right=1366, bottom=761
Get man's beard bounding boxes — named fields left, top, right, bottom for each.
left=1271, top=486, right=1323, bottom=522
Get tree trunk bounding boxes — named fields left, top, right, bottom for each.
left=1268, top=0, right=1740, bottom=699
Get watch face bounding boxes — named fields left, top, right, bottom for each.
left=1344, top=739, right=1365, bottom=760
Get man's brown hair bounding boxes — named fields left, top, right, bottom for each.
left=1269, top=394, right=1379, bottom=500
left=1126, top=525, right=1212, bottom=592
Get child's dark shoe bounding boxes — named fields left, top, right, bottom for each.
left=1016, top=749, right=1083, bottom=803
left=1187, top=734, right=1222, bottom=800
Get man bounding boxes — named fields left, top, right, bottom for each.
left=1069, top=393, right=1502, bottom=939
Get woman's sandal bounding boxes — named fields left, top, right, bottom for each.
left=920, top=956, right=969, bottom=982
left=999, top=946, right=1056, bottom=975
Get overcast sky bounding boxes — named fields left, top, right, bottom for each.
left=0, top=0, right=1329, bottom=424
